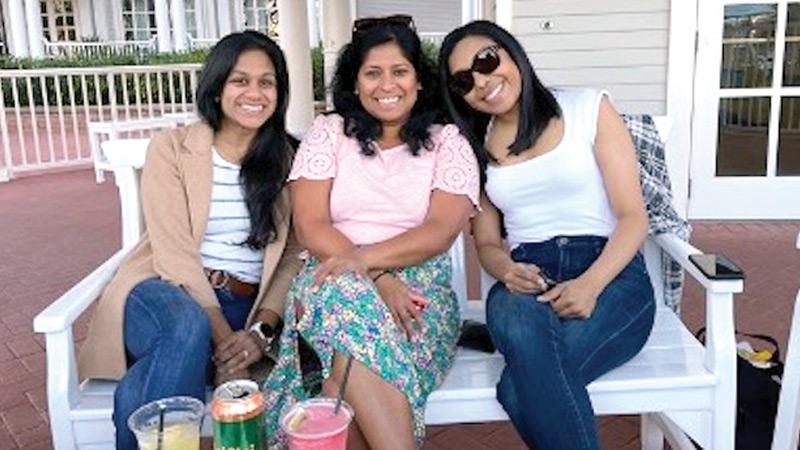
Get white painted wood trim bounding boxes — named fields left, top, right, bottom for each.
left=772, top=287, right=800, bottom=449
left=666, top=0, right=697, bottom=218
left=495, top=0, right=512, bottom=30
left=689, top=0, right=722, bottom=219
left=766, top=2, right=789, bottom=179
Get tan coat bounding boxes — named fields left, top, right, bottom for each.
left=78, top=122, right=303, bottom=381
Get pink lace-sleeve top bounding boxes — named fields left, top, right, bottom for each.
left=289, top=114, right=480, bottom=245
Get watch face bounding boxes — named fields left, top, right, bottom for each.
left=259, top=323, right=275, bottom=338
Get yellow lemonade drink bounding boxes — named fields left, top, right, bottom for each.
left=128, top=396, right=205, bottom=450
left=135, top=422, right=200, bottom=450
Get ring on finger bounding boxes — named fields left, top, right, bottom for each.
left=242, top=349, right=249, bottom=359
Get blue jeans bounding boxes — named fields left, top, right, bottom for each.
left=486, top=236, right=655, bottom=450
left=113, top=278, right=255, bottom=450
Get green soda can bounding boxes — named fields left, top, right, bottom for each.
left=211, top=380, right=266, bottom=450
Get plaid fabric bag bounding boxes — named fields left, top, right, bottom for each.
left=623, top=114, right=691, bottom=312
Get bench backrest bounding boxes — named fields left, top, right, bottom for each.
left=103, top=116, right=674, bottom=311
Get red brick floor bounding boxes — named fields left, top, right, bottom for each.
left=1, top=168, right=798, bottom=449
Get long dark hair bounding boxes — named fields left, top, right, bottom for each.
left=196, top=31, right=293, bottom=249
left=330, top=20, right=440, bottom=156
left=438, top=21, right=561, bottom=173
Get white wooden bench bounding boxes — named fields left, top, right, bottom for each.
left=33, top=118, right=745, bottom=449
left=88, top=113, right=198, bottom=184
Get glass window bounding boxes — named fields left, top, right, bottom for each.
left=185, top=0, right=197, bottom=39
left=243, top=0, right=278, bottom=37
left=717, top=97, right=771, bottom=176
left=784, top=4, right=800, bottom=85
left=122, top=0, right=156, bottom=41
left=778, top=97, right=800, bottom=175
left=40, top=0, right=78, bottom=43
left=721, top=4, right=777, bottom=88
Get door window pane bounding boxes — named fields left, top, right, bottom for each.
left=721, top=4, right=777, bottom=88
left=784, top=4, right=800, bottom=85
left=717, top=97, right=770, bottom=176
left=778, top=97, right=800, bottom=175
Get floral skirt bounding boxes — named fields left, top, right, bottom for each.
left=262, top=252, right=461, bottom=448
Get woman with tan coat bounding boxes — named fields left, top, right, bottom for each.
left=77, top=31, right=302, bottom=450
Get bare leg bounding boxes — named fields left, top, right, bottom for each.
left=325, top=351, right=415, bottom=450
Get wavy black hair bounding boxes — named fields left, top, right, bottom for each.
left=196, top=31, right=293, bottom=249
left=330, top=19, right=440, bottom=156
left=438, top=21, right=561, bottom=174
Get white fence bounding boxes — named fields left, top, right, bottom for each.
left=0, top=63, right=202, bottom=181
left=43, top=38, right=158, bottom=59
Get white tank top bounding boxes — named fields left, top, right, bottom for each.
left=484, top=88, right=616, bottom=248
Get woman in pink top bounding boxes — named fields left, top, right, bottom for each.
left=263, top=15, right=479, bottom=450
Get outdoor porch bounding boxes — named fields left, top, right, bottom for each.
left=1, top=167, right=798, bottom=449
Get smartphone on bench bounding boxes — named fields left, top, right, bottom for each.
left=688, top=253, right=745, bottom=280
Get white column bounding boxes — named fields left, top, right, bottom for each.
left=232, top=0, right=245, bottom=32
left=170, top=0, right=188, bottom=51
left=306, top=0, right=319, bottom=45
left=320, top=0, right=351, bottom=109
left=216, top=0, right=232, bottom=36
left=6, top=0, right=29, bottom=57
left=154, top=0, right=172, bottom=52
left=23, top=0, right=44, bottom=57
left=77, top=0, right=96, bottom=38
left=196, top=0, right=212, bottom=39
left=110, top=0, right=125, bottom=41
left=277, top=0, right=314, bottom=135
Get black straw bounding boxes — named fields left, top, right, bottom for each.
left=334, top=355, right=354, bottom=415
left=156, top=402, right=166, bottom=450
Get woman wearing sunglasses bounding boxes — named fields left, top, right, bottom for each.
left=439, top=21, right=656, bottom=449
left=262, top=15, right=479, bottom=449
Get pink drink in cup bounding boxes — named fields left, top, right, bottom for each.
left=280, top=398, right=353, bottom=450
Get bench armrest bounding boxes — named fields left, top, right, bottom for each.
left=33, top=247, right=132, bottom=333
left=33, top=247, right=133, bottom=447
left=653, top=233, right=743, bottom=294
left=653, top=232, right=739, bottom=442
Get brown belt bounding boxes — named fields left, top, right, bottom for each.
left=205, top=268, right=260, bottom=299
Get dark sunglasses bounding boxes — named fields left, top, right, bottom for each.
left=352, top=15, right=415, bottom=35
left=448, top=45, right=502, bottom=96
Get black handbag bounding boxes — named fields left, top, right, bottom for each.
left=697, top=327, right=785, bottom=450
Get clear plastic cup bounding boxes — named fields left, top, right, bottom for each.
left=280, top=398, right=353, bottom=450
left=127, top=396, right=205, bottom=450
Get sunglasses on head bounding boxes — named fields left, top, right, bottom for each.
left=448, top=44, right=502, bottom=96
left=352, top=15, right=415, bottom=35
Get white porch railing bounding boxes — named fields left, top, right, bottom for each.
left=188, top=36, right=218, bottom=50
left=419, top=32, right=445, bottom=47
left=43, top=38, right=158, bottom=59
left=0, top=63, right=202, bottom=181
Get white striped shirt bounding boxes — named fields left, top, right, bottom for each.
left=199, top=149, right=264, bottom=283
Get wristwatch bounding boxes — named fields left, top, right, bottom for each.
left=248, top=321, right=277, bottom=353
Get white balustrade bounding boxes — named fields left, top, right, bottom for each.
left=43, top=37, right=158, bottom=59
left=0, top=63, right=202, bottom=180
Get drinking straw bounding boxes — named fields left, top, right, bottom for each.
left=334, top=355, right=354, bottom=415
left=156, top=402, right=166, bottom=450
